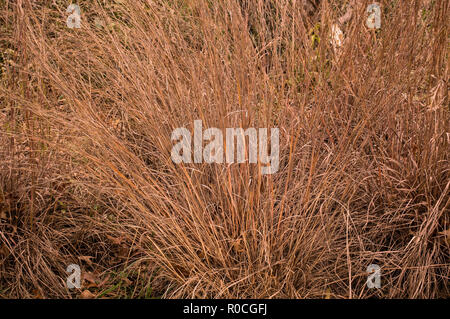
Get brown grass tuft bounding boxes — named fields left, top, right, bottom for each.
left=0, top=0, right=448, bottom=298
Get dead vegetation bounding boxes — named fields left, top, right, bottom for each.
left=0, top=0, right=448, bottom=298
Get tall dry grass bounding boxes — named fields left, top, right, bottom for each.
left=0, top=0, right=448, bottom=298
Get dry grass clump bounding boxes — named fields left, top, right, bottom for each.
left=0, top=0, right=448, bottom=298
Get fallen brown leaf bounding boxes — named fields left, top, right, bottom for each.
left=82, top=272, right=100, bottom=288
left=80, top=290, right=96, bottom=299
left=32, top=289, right=44, bottom=299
